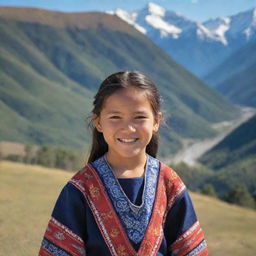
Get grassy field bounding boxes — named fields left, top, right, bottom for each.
left=0, top=161, right=256, bottom=256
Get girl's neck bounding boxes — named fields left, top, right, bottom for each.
left=105, top=152, right=147, bottom=178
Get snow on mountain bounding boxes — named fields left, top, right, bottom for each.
left=110, top=3, right=256, bottom=45
left=243, top=9, right=256, bottom=39
left=203, top=17, right=230, bottom=45
left=147, top=2, right=165, bottom=17
left=107, top=3, right=256, bottom=77
left=228, top=8, right=256, bottom=37
left=107, top=9, right=146, bottom=34
left=109, top=2, right=225, bottom=43
left=108, top=3, right=183, bottom=39
left=144, top=4, right=181, bottom=38
left=204, top=8, right=256, bottom=42
left=135, top=2, right=182, bottom=39
left=196, top=22, right=217, bottom=41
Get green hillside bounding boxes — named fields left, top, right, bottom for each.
left=204, top=40, right=256, bottom=107
left=1, top=161, right=256, bottom=256
left=197, top=115, right=256, bottom=199
left=0, top=7, right=238, bottom=156
left=200, top=114, right=256, bottom=169
left=217, top=62, right=256, bottom=107
left=206, top=157, right=256, bottom=198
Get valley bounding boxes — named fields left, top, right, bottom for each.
left=165, top=106, right=256, bottom=165
left=0, top=3, right=255, bottom=255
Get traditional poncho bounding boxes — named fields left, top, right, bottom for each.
left=39, top=155, right=208, bottom=256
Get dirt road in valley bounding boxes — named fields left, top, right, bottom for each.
left=163, top=106, right=256, bottom=166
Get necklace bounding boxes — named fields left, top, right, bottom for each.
left=92, top=155, right=160, bottom=244
left=103, top=155, right=148, bottom=214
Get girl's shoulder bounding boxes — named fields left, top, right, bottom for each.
left=67, top=164, right=101, bottom=197
left=68, top=164, right=90, bottom=183
left=159, top=161, right=183, bottom=181
left=158, top=161, right=187, bottom=211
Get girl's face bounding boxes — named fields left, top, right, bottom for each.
left=94, top=87, right=162, bottom=162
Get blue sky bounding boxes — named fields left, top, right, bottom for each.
left=0, top=0, right=256, bottom=21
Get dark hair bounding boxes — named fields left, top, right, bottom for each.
left=87, top=71, right=161, bottom=163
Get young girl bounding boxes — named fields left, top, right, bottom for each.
left=39, top=71, right=208, bottom=256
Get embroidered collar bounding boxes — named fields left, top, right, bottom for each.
left=91, top=155, right=160, bottom=244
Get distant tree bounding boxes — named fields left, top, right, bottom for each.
left=31, top=145, right=85, bottom=171
left=55, top=148, right=75, bottom=170
left=252, top=190, right=256, bottom=201
left=24, top=144, right=34, bottom=164
left=225, top=184, right=255, bottom=208
left=5, top=154, right=23, bottom=162
left=173, top=162, right=212, bottom=191
left=36, top=145, right=55, bottom=168
left=201, top=184, right=217, bottom=197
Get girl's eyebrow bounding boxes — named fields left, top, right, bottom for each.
left=106, top=110, right=121, bottom=114
left=106, top=110, right=148, bottom=115
left=106, top=109, right=147, bottom=115
left=134, top=111, right=148, bottom=114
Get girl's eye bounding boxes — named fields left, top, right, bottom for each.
left=135, top=116, right=147, bottom=119
left=109, top=116, right=121, bottom=119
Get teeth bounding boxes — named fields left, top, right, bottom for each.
left=118, top=138, right=137, bottom=143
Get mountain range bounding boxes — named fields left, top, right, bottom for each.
left=0, top=7, right=238, bottom=156
left=110, top=2, right=256, bottom=77
left=204, top=40, right=256, bottom=107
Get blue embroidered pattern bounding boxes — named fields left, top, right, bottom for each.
left=187, top=240, right=207, bottom=256
left=42, top=238, right=70, bottom=256
left=92, top=155, right=160, bottom=244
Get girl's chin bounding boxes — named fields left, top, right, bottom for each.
left=107, top=150, right=146, bottom=159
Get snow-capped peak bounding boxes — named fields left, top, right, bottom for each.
left=253, top=8, right=256, bottom=22
left=112, top=8, right=136, bottom=23
left=145, top=14, right=181, bottom=38
left=107, top=8, right=146, bottom=34
left=243, top=8, right=256, bottom=39
left=108, top=3, right=256, bottom=46
left=109, top=3, right=182, bottom=39
left=203, top=17, right=230, bottom=45
left=143, top=3, right=181, bottom=38
left=109, top=2, right=228, bottom=42
left=147, top=2, right=166, bottom=17
left=197, top=23, right=215, bottom=40
left=250, top=7, right=256, bottom=26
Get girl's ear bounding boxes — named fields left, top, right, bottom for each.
left=93, top=115, right=102, bottom=132
left=153, top=112, right=162, bottom=133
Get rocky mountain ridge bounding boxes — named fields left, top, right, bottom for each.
left=109, top=2, right=256, bottom=76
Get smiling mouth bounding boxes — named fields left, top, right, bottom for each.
left=117, top=138, right=138, bottom=143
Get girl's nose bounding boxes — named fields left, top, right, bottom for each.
left=123, top=121, right=136, bottom=132
left=128, top=124, right=136, bottom=132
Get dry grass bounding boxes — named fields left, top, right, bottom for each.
left=0, top=141, right=26, bottom=157
left=0, top=161, right=73, bottom=256
left=193, top=193, right=256, bottom=256
left=0, top=161, right=255, bottom=256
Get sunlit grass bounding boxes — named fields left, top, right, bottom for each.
left=0, top=161, right=73, bottom=256
left=193, top=193, right=256, bottom=255
left=0, top=161, right=255, bottom=256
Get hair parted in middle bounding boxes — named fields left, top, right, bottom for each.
left=87, top=71, right=162, bottom=163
